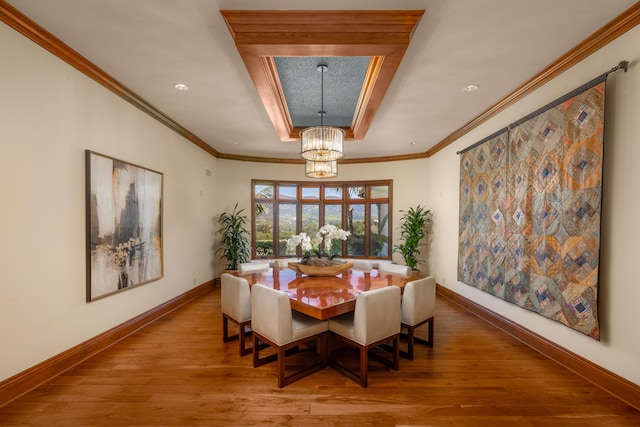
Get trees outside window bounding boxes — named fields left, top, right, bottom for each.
left=252, top=180, right=392, bottom=259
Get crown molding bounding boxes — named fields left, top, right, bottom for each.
left=0, top=1, right=219, bottom=159
left=426, top=1, right=640, bottom=158
left=221, top=10, right=424, bottom=142
left=2, top=3, right=638, bottom=164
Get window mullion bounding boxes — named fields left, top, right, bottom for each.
left=252, top=179, right=391, bottom=260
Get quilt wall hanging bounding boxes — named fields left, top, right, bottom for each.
left=457, top=61, right=627, bottom=340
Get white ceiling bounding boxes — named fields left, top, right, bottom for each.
left=6, top=0, right=637, bottom=161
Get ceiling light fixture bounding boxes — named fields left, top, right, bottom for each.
left=174, top=83, right=189, bottom=91
left=463, top=84, right=479, bottom=93
left=305, top=160, right=338, bottom=178
left=300, top=64, right=345, bottom=165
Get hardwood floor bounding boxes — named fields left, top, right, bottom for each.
left=1, top=287, right=639, bottom=426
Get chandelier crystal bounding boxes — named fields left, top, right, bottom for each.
left=305, top=160, right=338, bottom=178
left=300, top=64, right=345, bottom=163
left=300, top=126, right=345, bottom=161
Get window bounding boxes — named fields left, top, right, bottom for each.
left=252, top=180, right=392, bottom=259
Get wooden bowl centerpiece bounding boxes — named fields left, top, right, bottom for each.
left=288, top=261, right=353, bottom=277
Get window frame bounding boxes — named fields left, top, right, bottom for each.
left=252, top=179, right=393, bottom=259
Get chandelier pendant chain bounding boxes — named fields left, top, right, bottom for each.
left=319, top=64, right=327, bottom=157
left=300, top=62, right=344, bottom=177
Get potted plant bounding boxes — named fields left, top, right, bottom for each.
left=214, top=203, right=250, bottom=271
left=393, top=204, right=432, bottom=271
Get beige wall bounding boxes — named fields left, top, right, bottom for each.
left=425, top=25, right=640, bottom=385
left=213, top=159, right=429, bottom=274
left=0, top=23, right=218, bottom=380
left=2, top=16, right=639, bottom=390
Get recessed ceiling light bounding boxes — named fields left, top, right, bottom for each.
left=174, top=83, right=189, bottom=91
left=463, top=84, right=479, bottom=93
left=410, top=141, right=417, bottom=146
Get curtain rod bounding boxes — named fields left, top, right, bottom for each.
left=457, top=60, right=629, bottom=155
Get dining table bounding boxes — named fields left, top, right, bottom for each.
left=236, top=265, right=412, bottom=320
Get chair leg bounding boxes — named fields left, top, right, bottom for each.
left=430, top=319, right=434, bottom=347
left=279, top=333, right=327, bottom=388
left=222, top=314, right=252, bottom=356
left=253, top=332, right=326, bottom=387
left=400, top=317, right=434, bottom=360
left=330, top=333, right=399, bottom=388
left=238, top=321, right=252, bottom=356
left=253, top=333, right=259, bottom=368
left=328, top=333, right=366, bottom=388
left=222, top=315, right=232, bottom=343
left=391, top=335, right=400, bottom=370
left=413, top=318, right=434, bottom=348
left=359, top=345, right=368, bottom=388
left=404, top=325, right=416, bottom=361
left=277, top=346, right=287, bottom=388
left=253, top=333, right=277, bottom=368
left=321, top=333, right=328, bottom=367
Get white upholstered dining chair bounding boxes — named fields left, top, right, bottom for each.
left=328, top=286, right=401, bottom=387
left=378, top=263, right=411, bottom=277
left=400, top=276, right=436, bottom=360
left=238, top=262, right=270, bottom=275
left=352, top=259, right=373, bottom=271
left=251, top=284, right=329, bottom=388
left=221, top=273, right=252, bottom=356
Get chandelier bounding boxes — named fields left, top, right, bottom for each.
left=305, top=159, right=338, bottom=178
left=300, top=64, right=345, bottom=164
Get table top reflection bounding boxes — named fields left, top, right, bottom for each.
left=237, top=267, right=411, bottom=320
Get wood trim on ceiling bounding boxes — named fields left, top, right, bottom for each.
left=425, top=1, right=640, bottom=158
left=2, top=3, right=639, bottom=164
left=222, top=2, right=640, bottom=162
left=220, top=10, right=424, bottom=142
left=0, top=1, right=219, bottom=159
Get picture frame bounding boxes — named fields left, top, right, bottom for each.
left=85, top=150, right=164, bottom=302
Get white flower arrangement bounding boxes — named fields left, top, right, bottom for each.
left=286, top=224, right=350, bottom=256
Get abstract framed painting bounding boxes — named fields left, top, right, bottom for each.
left=85, top=150, right=163, bottom=301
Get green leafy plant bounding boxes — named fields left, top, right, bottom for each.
left=214, top=203, right=250, bottom=270
left=393, top=205, right=432, bottom=270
